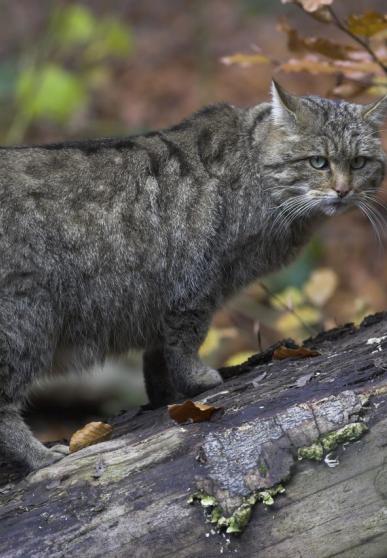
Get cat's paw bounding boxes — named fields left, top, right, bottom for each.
left=29, top=444, right=69, bottom=471
left=183, top=367, right=223, bottom=397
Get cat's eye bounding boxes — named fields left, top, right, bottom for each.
left=350, top=156, right=367, bottom=170
left=309, top=156, right=329, bottom=170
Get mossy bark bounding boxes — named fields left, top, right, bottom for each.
left=1, top=313, right=387, bottom=557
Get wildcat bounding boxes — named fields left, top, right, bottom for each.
left=0, top=81, right=385, bottom=471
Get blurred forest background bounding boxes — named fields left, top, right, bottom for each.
left=1, top=0, right=386, bottom=440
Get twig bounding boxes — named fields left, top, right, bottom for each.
left=259, top=282, right=318, bottom=336
left=327, top=7, right=387, bottom=74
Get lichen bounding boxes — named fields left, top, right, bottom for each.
left=298, top=422, right=368, bottom=462
left=188, top=484, right=285, bottom=535
left=321, top=422, right=368, bottom=451
left=298, top=442, right=324, bottom=461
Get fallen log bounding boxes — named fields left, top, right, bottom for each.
left=1, top=312, right=387, bottom=557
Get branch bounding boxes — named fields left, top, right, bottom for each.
left=328, top=7, right=387, bottom=74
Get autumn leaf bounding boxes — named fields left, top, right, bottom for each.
left=281, top=0, right=333, bottom=14
left=330, top=82, right=369, bottom=99
left=304, top=268, right=338, bottom=307
left=281, top=56, right=383, bottom=76
left=168, top=400, right=222, bottom=423
left=334, top=59, right=384, bottom=75
left=273, top=346, right=320, bottom=360
left=69, top=421, right=113, bottom=453
left=348, top=12, right=387, bottom=37
left=281, top=56, right=337, bottom=74
left=279, top=21, right=358, bottom=60
left=221, top=53, right=270, bottom=68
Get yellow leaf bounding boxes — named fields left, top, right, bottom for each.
left=271, top=286, right=305, bottom=310
left=304, top=268, right=338, bottom=307
left=69, top=421, right=112, bottom=453
left=221, top=53, right=270, bottom=68
left=348, top=12, right=387, bottom=37
left=276, top=306, right=321, bottom=337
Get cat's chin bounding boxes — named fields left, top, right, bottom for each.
left=320, top=201, right=351, bottom=216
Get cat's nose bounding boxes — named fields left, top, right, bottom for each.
left=333, top=185, right=350, bottom=198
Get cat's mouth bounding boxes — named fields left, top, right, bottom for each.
left=320, top=197, right=352, bottom=216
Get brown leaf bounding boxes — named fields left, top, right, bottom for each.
left=279, top=21, right=358, bottom=60
left=281, top=0, right=333, bottom=13
left=69, top=421, right=113, bottom=454
left=220, top=53, right=270, bottom=68
left=331, top=82, right=369, bottom=99
left=273, top=346, right=320, bottom=360
left=348, top=12, right=387, bottom=37
left=168, top=400, right=222, bottom=424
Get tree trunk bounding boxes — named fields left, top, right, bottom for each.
left=1, top=313, right=387, bottom=558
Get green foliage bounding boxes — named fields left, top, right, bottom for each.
left=17, top=64, right=87, bottom=122
left=7, top=3, right=133, bottom=138
left=53, top=4, right=96, bottom=45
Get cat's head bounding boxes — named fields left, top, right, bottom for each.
left=263, top=81, right=386, bottom=225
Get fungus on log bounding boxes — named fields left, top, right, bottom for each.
left=1, top=312, right=387, bottom=557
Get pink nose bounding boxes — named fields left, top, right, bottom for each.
left=333, top=185, right=350, bottom=198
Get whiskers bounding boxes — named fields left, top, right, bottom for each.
left=269, top=193, right=321, bottom=239
left=353, top=190, right=387, bottom=250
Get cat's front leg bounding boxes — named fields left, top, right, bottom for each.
left=163, top=307, right=223, bottom=397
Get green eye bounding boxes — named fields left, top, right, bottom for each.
left=351, top=156, right=366, bottom=170
left=309, top=156, right=329, bottom=170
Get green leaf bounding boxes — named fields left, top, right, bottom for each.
left=16, top=64, right=87, bottom=122
left=84, top=18, right=133, bottom=61
left=53, top=4, right=96, bottom=45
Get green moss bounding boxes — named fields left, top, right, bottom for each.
left=298, top=422, right=368, bottom=462
left=321, top=423, right=368, bottom=451
left=188, top=484, right=285, bottom=535
left=298, top=442, right=324, bottom=461
left=226, top=504, right=253, bottom=534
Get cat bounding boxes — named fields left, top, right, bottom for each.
left=0, top=81, right=385, bottom=471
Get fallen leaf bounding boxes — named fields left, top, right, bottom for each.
left=168, top=400, right=222, bottom=424
left=221, top=53, right=270, bottom=68
left=295, top=372, right=315, bottom=387
left=348, top=12, right=387, bottom=37
left=273, top=346, right=320, bottom=360
left=69, top=421, right=112, bottom=453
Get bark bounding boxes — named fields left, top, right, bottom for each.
left=1, top=313, right=387, bottom=558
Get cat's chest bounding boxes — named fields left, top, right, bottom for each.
left=222, top=231, right=306, bottom=293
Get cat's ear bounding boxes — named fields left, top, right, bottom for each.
left=271, top=79, right=313, bottom=125
left=362, top=95, right=387, bottom=126
left=271, top=80, right=300, bottom=125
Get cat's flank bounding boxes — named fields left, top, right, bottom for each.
left=0, top=81, right=385, bottom=471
